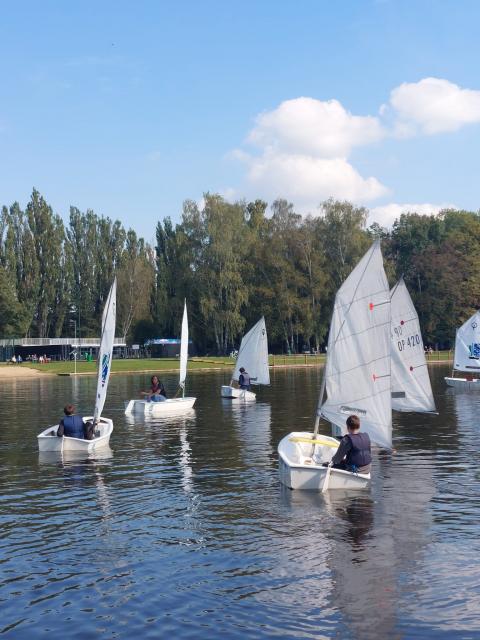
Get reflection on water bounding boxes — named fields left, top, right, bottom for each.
left=1, top=365, right=480, bottom=638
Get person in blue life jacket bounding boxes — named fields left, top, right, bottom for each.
left=327, top=414, right=372, bottom=474
left=238, top=367, right=257, bottom=391
left=57, top=404, right=91, bottom=439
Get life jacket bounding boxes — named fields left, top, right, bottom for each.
left=239, top=371, right=251, bottom=387
left=345, top=432, right=371, bottom=469
left=62, top=415, right=85, bottom=439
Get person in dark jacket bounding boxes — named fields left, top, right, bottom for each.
left=329, top=414, right=372, bottom=474
left=141, top=375, right=167, bottom=402
left=57, top=404, right=89, bottom=439
left=238, top=367, right=251, bottom=390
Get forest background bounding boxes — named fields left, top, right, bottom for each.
left=1, top=189, right=479, bottom=354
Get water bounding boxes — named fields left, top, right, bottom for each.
left=1, top=365, right=480, bottom=639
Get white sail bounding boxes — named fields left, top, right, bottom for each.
left=233, top=317, right=270, bottom=386
left=453, top=311, right=480, bottom=373
left=320, top=241, right=392, bottom=449
left=93, top=278, right=117, bottom=422
left=179, top=300, right=189, bottom=389
left=390, top=278, right=436, bottom=412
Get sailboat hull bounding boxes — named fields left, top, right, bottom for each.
left=278, top=431, right=371, bottom=490
left=37, top=417, right=113, bottom=452
left=125, top=398, right=196, bottom=416
left=220, top=385, right=256, bottom=401
left=445, top=376, right=480, bottom=390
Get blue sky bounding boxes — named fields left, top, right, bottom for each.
left=1, top=0, right=480, bottom=242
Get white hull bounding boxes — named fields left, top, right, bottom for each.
left=220, top=385, right=256, bottom=402
left=278, top=431, right=370, bottom=491
left=37, top=417, right=113, bottom=452
left=445, top=376, right=480, bottom=390
left=124, top=397, right=196, bottom=416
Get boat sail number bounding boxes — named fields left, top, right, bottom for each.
left=392, top=323, right=420, bottom=352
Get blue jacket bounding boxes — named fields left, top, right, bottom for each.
left=61, top=415, right=85, bottom=439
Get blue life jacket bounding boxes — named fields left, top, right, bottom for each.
left=345, top=432, right=371, bottom=468
left=62, top=415, right=85, bottom=439
left=239, top=372, right=251, bottom=388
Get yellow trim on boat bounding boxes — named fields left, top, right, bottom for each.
left=289, top=436, right=339, bottom=449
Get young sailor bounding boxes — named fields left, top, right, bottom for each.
left=329, top=414, right=372, bottom=474
left=57, top=404, right=89, bottom=439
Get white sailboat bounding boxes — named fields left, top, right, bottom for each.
left=124, top=300, right=196, bottom=416
left=390, top=278, right=436, bottom=412
left=221, top=316, right=270, bottom=402
left=445, top=311, right=480, bottom=389
left=278, top=241, right=392, bottom=490
left=37, top=279, right=116, bottom=452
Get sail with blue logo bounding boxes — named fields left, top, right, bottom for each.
left=453, top=311, right=480, bottom=372
left=93, top=278, right=117, bottom=422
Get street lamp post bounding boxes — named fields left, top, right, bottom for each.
left=70, top=320, right=77, bottom=375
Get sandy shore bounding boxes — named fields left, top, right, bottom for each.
left=0, top=365, right=54, bottom=379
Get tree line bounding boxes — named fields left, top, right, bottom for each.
left=1, top=189, right=479, bottom=353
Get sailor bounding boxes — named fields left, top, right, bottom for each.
left=238, top=367, right=252, bottom=391
left=329, top=414, right=372, bottom=474
left=141, top=375, right=167, bottom=402
left=57, top=404, right=88, bottom=439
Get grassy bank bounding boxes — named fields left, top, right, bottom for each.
left=8, top=350, right=451, bottom=376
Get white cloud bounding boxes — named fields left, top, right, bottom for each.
left=244, top=151, right=387, bottom=207
left=229, top=97, right=387, bottom=208
left=248, top=97, right=384, bottom=157
left=389, top=77, right=480, bottom=135
left=368, top=202, right=454, bottom=228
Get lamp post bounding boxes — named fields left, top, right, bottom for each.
left=70, top=320, right=77, bottom=376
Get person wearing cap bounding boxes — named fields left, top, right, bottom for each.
left=327, top=414, right=372, bottom=474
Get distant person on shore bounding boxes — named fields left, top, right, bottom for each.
left=326, top=414, right=372, bottom=475
left=11, top=355, right=16, bottom=364
left=57, top=404, right=93, bottom=439
left=141, top=375, right=167, bottom=402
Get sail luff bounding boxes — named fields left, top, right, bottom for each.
left=179, top=300, right=188, bottom=390
left=93, top=278, right=117, bottom=422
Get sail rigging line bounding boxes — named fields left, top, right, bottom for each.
left=313, top=241, right=383, bottom=438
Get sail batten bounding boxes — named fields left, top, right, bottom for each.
left=93, top=278, right=117, bottom=422
left=320, top=241, right=392, bottom=449
left=233, top=317, right=270, bottom=386
left=390, top=278, right=436, bottom=413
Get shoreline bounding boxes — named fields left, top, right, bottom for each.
left=0, top=357, right=452, bottom=379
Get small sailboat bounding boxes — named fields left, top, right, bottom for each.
left=37, top=279, right=116, bottom=452
left=278, top=241, right=392, bottom=490
left=221, top=317, right=270, bottom=402
left=125, top=300, right=196, bottom=416
left=390, top=278, right=436, bottom=412
left=445, top=311, right=480, bottom=389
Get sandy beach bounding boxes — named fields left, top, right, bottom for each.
left=0, top=365, right=54, bottom=379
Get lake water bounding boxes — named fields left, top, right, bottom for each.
left=1, top=364, right=479, bottom=639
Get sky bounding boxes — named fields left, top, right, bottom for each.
left=1, top=0, right=480, bottom=243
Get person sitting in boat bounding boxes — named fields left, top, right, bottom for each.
left=328, top=414, right=372, bottom=474
left=57, top=404, right=90, bottom=439
left=141, top=375, right=167, bottom=402
left=238, top=367, right=256, bottom=391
